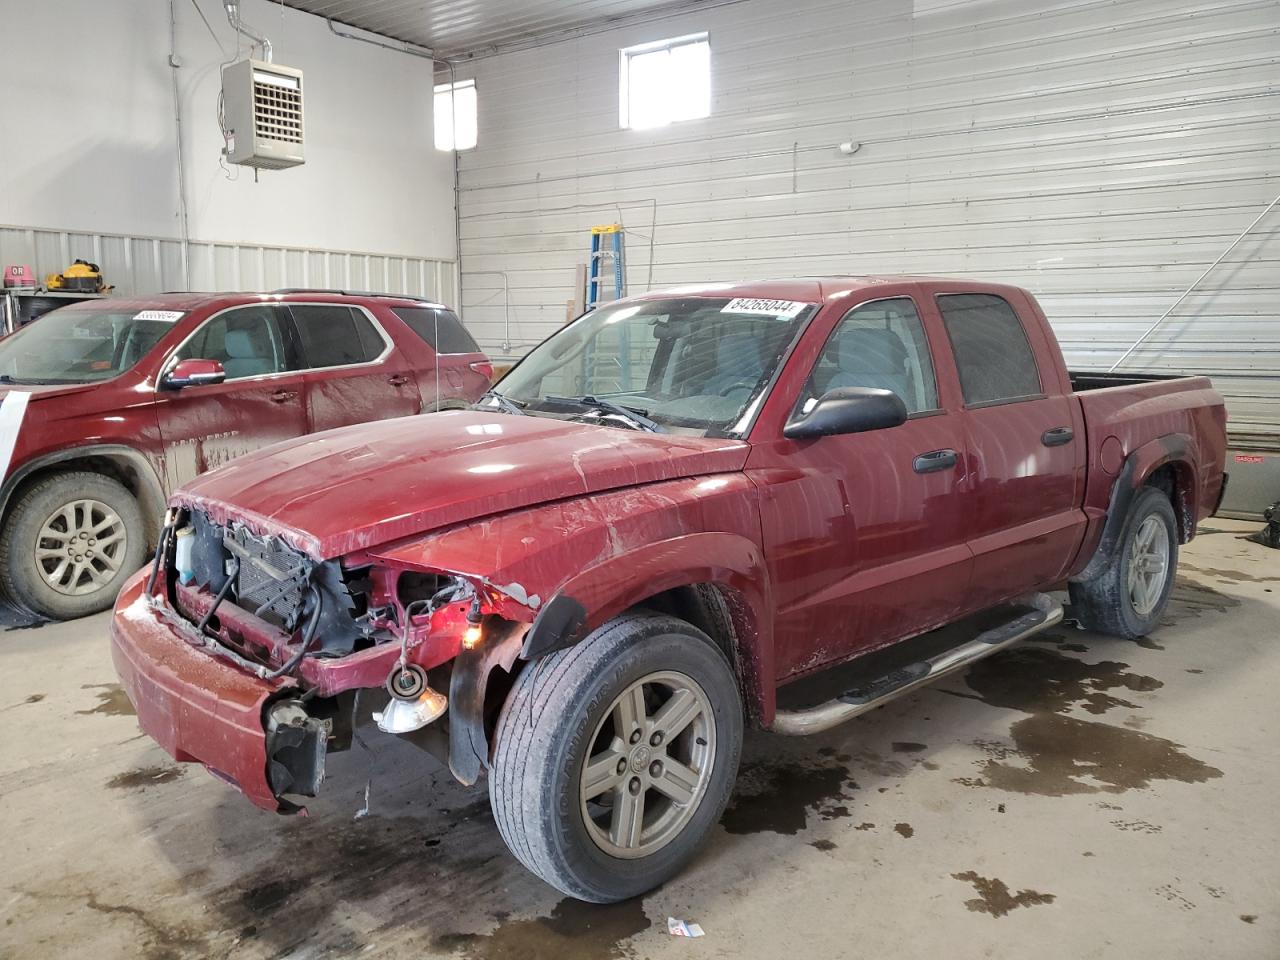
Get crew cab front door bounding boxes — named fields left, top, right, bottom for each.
left=284, top=304, right=421, bottom=432
left=155, top=304, right=307, bottom=490
left=750, top=293, right=972, bottom=680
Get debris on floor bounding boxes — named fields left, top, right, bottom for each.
left=667, top=917, right=705, bottom=938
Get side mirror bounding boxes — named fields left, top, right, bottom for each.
left=163, top=358, right=226, bottom=389
left=783, top=387, right=908, bottom=440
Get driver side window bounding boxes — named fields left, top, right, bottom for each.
left=799, top=298, right=939, bottom=416
left=176, top=306, right=290, bottom=381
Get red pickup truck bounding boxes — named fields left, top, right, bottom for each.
left=0, top=290, right=490, bottom=620
left=109, top=277, right=1226, bottom=903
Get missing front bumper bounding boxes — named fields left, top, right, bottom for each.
left=265, top=699, right=329, bottom=799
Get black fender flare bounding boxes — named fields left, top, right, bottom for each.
left=1073, top=435, right=1193, bottom=583
left=447, top=618, right=527, bottom=785
left=0, top=445, right=168, bottom=543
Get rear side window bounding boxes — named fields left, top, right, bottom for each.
left=393, top=307, right=481, bottom=354
left=288, top=305, right=385, bottom=368
left=937, top=294, right=1042, bottom=405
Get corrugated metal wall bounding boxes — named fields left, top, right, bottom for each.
left=455, top=0, right=1280, bottom=437
left=0, top=225, right=456, bottom=304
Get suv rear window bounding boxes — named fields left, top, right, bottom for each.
left=288, top=305, right=384, bottom=368
left=937, top=293, right=1042, bottom=405
left=393, top=307, right=481, bottom=354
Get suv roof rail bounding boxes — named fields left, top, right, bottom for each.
left=270, top=288, right=443, bottom=304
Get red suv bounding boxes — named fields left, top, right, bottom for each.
left=0, top=290, right=490, bottom=620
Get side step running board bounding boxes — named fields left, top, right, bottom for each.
left=772, top=593, right=1064, bottom=736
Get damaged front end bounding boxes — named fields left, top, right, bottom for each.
left=114, top=506, right=538, bottom=814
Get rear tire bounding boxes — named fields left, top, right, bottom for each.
left=0, top=472, right=147, bottom=620
left=489, top=612, right=743, bottom=902
left=1069, top=486, right=1178, bottom=638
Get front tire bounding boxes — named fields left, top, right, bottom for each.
left=0, top=471, right=147, bottom=620
left=1069, top=486, right=1178, bottom=638
left=489, top=612, right=743, bottom=902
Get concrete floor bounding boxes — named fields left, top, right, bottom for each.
left=0, top=519, right=1276, bottom=960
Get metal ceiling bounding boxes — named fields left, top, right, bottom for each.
left=280, top=0, right=721, bottom=58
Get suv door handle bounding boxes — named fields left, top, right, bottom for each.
left=1042, top=426, right=1074, bottom=447
left=387, top=374, right=410, bottom=387
left=913, top=448, right=958, bottom=474
left=270, top=389, right=297, bottom=403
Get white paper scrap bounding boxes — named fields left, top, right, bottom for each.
left=667, top=917, right=705, bottom=938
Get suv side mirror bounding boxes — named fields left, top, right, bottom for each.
left=783, top=387, right=908, bottom=440
left=163, top=358, right=226, bottom=389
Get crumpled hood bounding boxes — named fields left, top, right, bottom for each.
left=175, top=410, right=749, bottom=558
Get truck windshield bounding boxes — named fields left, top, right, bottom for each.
left=0, top=305, right=185, bottom=384
left=491, top=297, right=815, bottom=435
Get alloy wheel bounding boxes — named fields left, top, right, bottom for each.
left=1127, top=514, right=1171, bottom=617
left=35, top=499, right=128, bottom=596
left=580, top=670, right=717, bottom=859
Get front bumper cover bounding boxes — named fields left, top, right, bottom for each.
left=110, top=568, right=296, bottom=812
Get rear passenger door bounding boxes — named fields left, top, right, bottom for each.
left=390, top=306, right=492, bottom=409
left=285, top=303, right=421, bottom=433
left=933, top=292, right=1085, bottom=609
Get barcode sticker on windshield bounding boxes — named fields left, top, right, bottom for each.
left=720, top=298, right=808, bottom=318
left=133, top=310, right=185, bottom=322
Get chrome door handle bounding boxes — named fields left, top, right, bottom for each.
left=913, top=448, right=958, bottom=474
left=388, top=374, right=410, bottom=387
left=270, top=390, right=297, bottom=403
left=1042, top=426, right=1074, bottom=447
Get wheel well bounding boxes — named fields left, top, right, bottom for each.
left=629, top=582, right=761, bottom=724
left=5, top=457, right=165, bottom=547
left=480, top=581, right=764, bottom=752
left=1145, top=462, right=1193, bottom=543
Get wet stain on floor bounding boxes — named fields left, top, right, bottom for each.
left=809, top=838, right=837, bottom=851
left=891, top=742, right=927, bottom=753
left=106, top=766, right=185, bottom=790
left=965, top=713, right=1223, bottom=796
left=893, top=823, right=914, bottom=838
left=1163, top=577, right=1242, bottom=624
left=15, top=885, right=206, bottom=960
left=951, top=871, right=1055, bottom=917
left=2, top=617, right=46, bottom=632
left=77, top=683, right=135, bottom=717
left=960, top=647, right=1163, bottom=716
left=433, top=897, right=650, bottom=960
left=1128, top=636, right=1165, bottom=651
left=3, top=693, right=44, bottom=710
left=1180, top=563, right=1280, bottom=584
left=192, top=807, right=520, bottom=958
left=721, top=761, right=854, bottom=835
left=83, top=890, right=206, bottom=960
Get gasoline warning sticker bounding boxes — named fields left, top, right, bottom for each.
left=133, top=310, right=186, bottom=322
left=720, top=298, right=809, bottom=318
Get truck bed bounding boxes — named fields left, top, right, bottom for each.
left=1065, top=370, right=1227, bottom=546
left=1067, top=369, right=1186, bottom=392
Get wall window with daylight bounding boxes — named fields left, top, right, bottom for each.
left=434, top=79, right=477, bottom=151
left=619, top=33, right=710, bottom=130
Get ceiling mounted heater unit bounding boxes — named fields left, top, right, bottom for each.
left=222, top=59, right=305, bottom=170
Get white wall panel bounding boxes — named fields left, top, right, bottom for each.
left=0, top=0, right=455, bottom=262
left=0, top=226, right=455, bottom=304
left=454, top=0, right=1280, bottom=437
